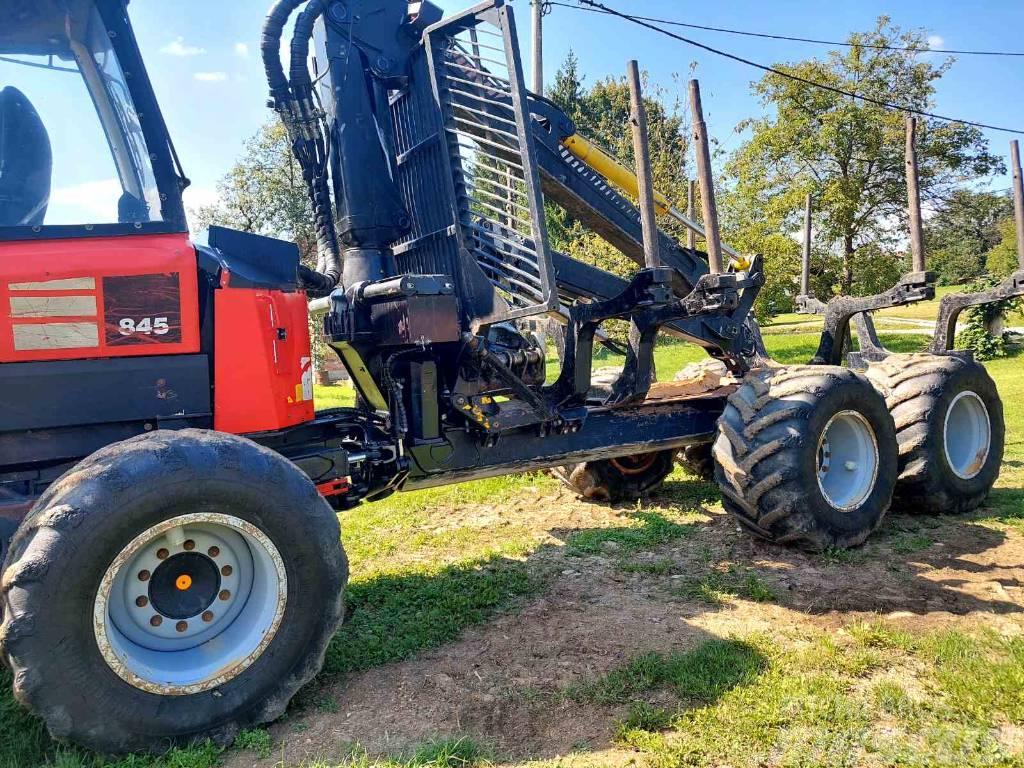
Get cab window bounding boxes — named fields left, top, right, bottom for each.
left=0, top=2, right=162, bottom=229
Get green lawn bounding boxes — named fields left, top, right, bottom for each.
left=2, top=329, right=1022, bottom=768
left=768, top=284, right=1024, bottom=327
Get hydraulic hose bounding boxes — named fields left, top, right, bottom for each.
left=290, top=0, right=328, bottom=94
left=289, top=0, right=342, bottom=294
left=261, top=0, right=307, bottom=106
left=261, top=0, right=343, bottom=296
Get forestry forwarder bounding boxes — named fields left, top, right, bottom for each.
left=0, top=0, right=1011, bottom=754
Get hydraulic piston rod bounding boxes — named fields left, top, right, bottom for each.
left=559, top=132, right=748, bottom=268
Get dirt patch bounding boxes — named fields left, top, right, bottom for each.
left=222, top=493, right=1024, bottom=767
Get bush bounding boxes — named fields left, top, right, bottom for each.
left=955, top=277, right=1023, bottom=360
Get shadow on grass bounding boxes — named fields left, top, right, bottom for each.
left=323, top=556, right=537, bottom=676
left=742, top=512, right=1022, bottom=617
left=568, top=638, right=767, bottom=707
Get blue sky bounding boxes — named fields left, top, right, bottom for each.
left=12, top=0, right=1024, bottom=219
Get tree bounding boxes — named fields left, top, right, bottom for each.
left=925, top=189, right=1013, bottom=284
left=725, top=17, right=1002, bottom=306
left=191, top=121, right=315, bottom=268
left=545, top=52, right=692, bottom=279
left=190, top=121, right=333, bottom=371
left=987, top=216, right=1021, bottom=277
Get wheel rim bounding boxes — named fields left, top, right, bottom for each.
left=94, top=513, right=287, bottom=696
left=944, top=390, right=991, bottom=480
left=816, top=411, right=879, bottom=511
left=610, top=453, right=659, bottom=476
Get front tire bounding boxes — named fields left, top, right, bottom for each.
left=713, top=365, right=898, bottom=550
left=864, top=353, right=1004, bottom=515
left=0, top=430, right=348, bottom=754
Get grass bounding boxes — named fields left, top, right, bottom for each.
left=671, top=568, right=778, bottom=605
left=1, top=321, right=1021, bottom=768
left=564, top=510, right=698, bottom=556
left=234, top=729, right=272, bottom=759
left=301, top=739, right=490, bottom=768
left=577, top=628, right=1024, bottom=768
left=568, top=639, right=767, bottom=706
left=768, top=284, right=1024, bottom=326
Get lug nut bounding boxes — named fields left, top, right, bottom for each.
left=183, top=540, right=196, bottom=551
left=221, top=565, right=233, bottom=577
left=219, top=590, right=231, bottom=601
left=157, top=548, right=169, bottom=560
left=176, top=621, right=188, bottom=633
left=208, top=546, right=220, bottom=558
left=202, top=611, right=214, bottom=623
left=150, top=615, right=162, bottom=627
left=135, top=596, right=148, bottom=608
left=138, top=570, right=151, bottom=582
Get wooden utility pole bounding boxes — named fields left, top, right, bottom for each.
left=627, top=60, right=661, bottom=268
left=686, top=179, right=697, bottom=250
left=531, top=1, right=544, bottom=95
left=1011, top=139, right=1024, bottom=269
left=801, top=193, right=813, bottom=295
left=905, top=116, right=926, bottom=272
left=689, top=80, right=722, bottom=273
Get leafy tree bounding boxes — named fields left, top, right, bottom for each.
left=926, top=190, right=1013, bottom=284
left=191, top=121, right=315, bottom=268
left=190, top=121, right=331, bottom=368
left=987, top=216, right=1021, bottom=277
left=725, top=17, right=1002, bottom=307
left=545, top=51, right=692, bottom=278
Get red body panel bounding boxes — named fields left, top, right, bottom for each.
left=0, top=234, right=200, bottom=363
left=214, top=278, right=314, bottom=434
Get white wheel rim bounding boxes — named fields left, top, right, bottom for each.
left=944, top=390, right=991, bottom=480
left=816, top=411, right=880, bottom=511
left=94, top=513, right=287, bottom=696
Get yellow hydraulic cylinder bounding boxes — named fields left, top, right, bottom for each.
left=560, top=133, right=749, bottom=270
left=561, top=134, right=671, bottom=215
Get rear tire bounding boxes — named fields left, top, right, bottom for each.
left=713, top=365, right=898, bottom=550
left=555, top=450, right=676, bottom=503
left=864, top=353, right=1004, bottom=515
left=677, top=443, right=715, bottom=481
left=0, top=430, right=348, bottom=754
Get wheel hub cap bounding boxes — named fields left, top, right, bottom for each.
left=94, top=513, right=287, bottom=695
left=944, top=390, right=991, bottom=480
left=816, top=411, right=880, bottom=511
left=150, top=553, right=220, bottom=620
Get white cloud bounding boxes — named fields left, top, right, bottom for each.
left=183, top=185, right=219, bottom=210
left=927, top=35, right=945, bottom=50
left=234, top=42, right=250, bottom=59
left=160, top=37, right=206, bottom=57
left=49, top=180, right=122, bottom=223
left=194, top=71, right=229, bottom=82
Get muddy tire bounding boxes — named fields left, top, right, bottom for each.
left=0, top=430, right=348, bottom=755
left=554, top=450, right=676, bottom=503
left=713, top=365, right=898, bottom=550
left=677, top=442, right=715, bottom=481
left=864, top=353, right=1004, bottom=515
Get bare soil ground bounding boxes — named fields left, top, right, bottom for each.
left=222, top=482, right=1024, bottom=768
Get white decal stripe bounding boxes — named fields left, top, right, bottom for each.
left=8, top=278, right=97, bottom=291
left=13, top=323, right=100, bottom=351
left=10, top=296, right=98, bottom=318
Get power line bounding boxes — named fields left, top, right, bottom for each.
left=566, top=0, right=1024, bottom=136
left=548, top=2, right=1024, bottom=58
